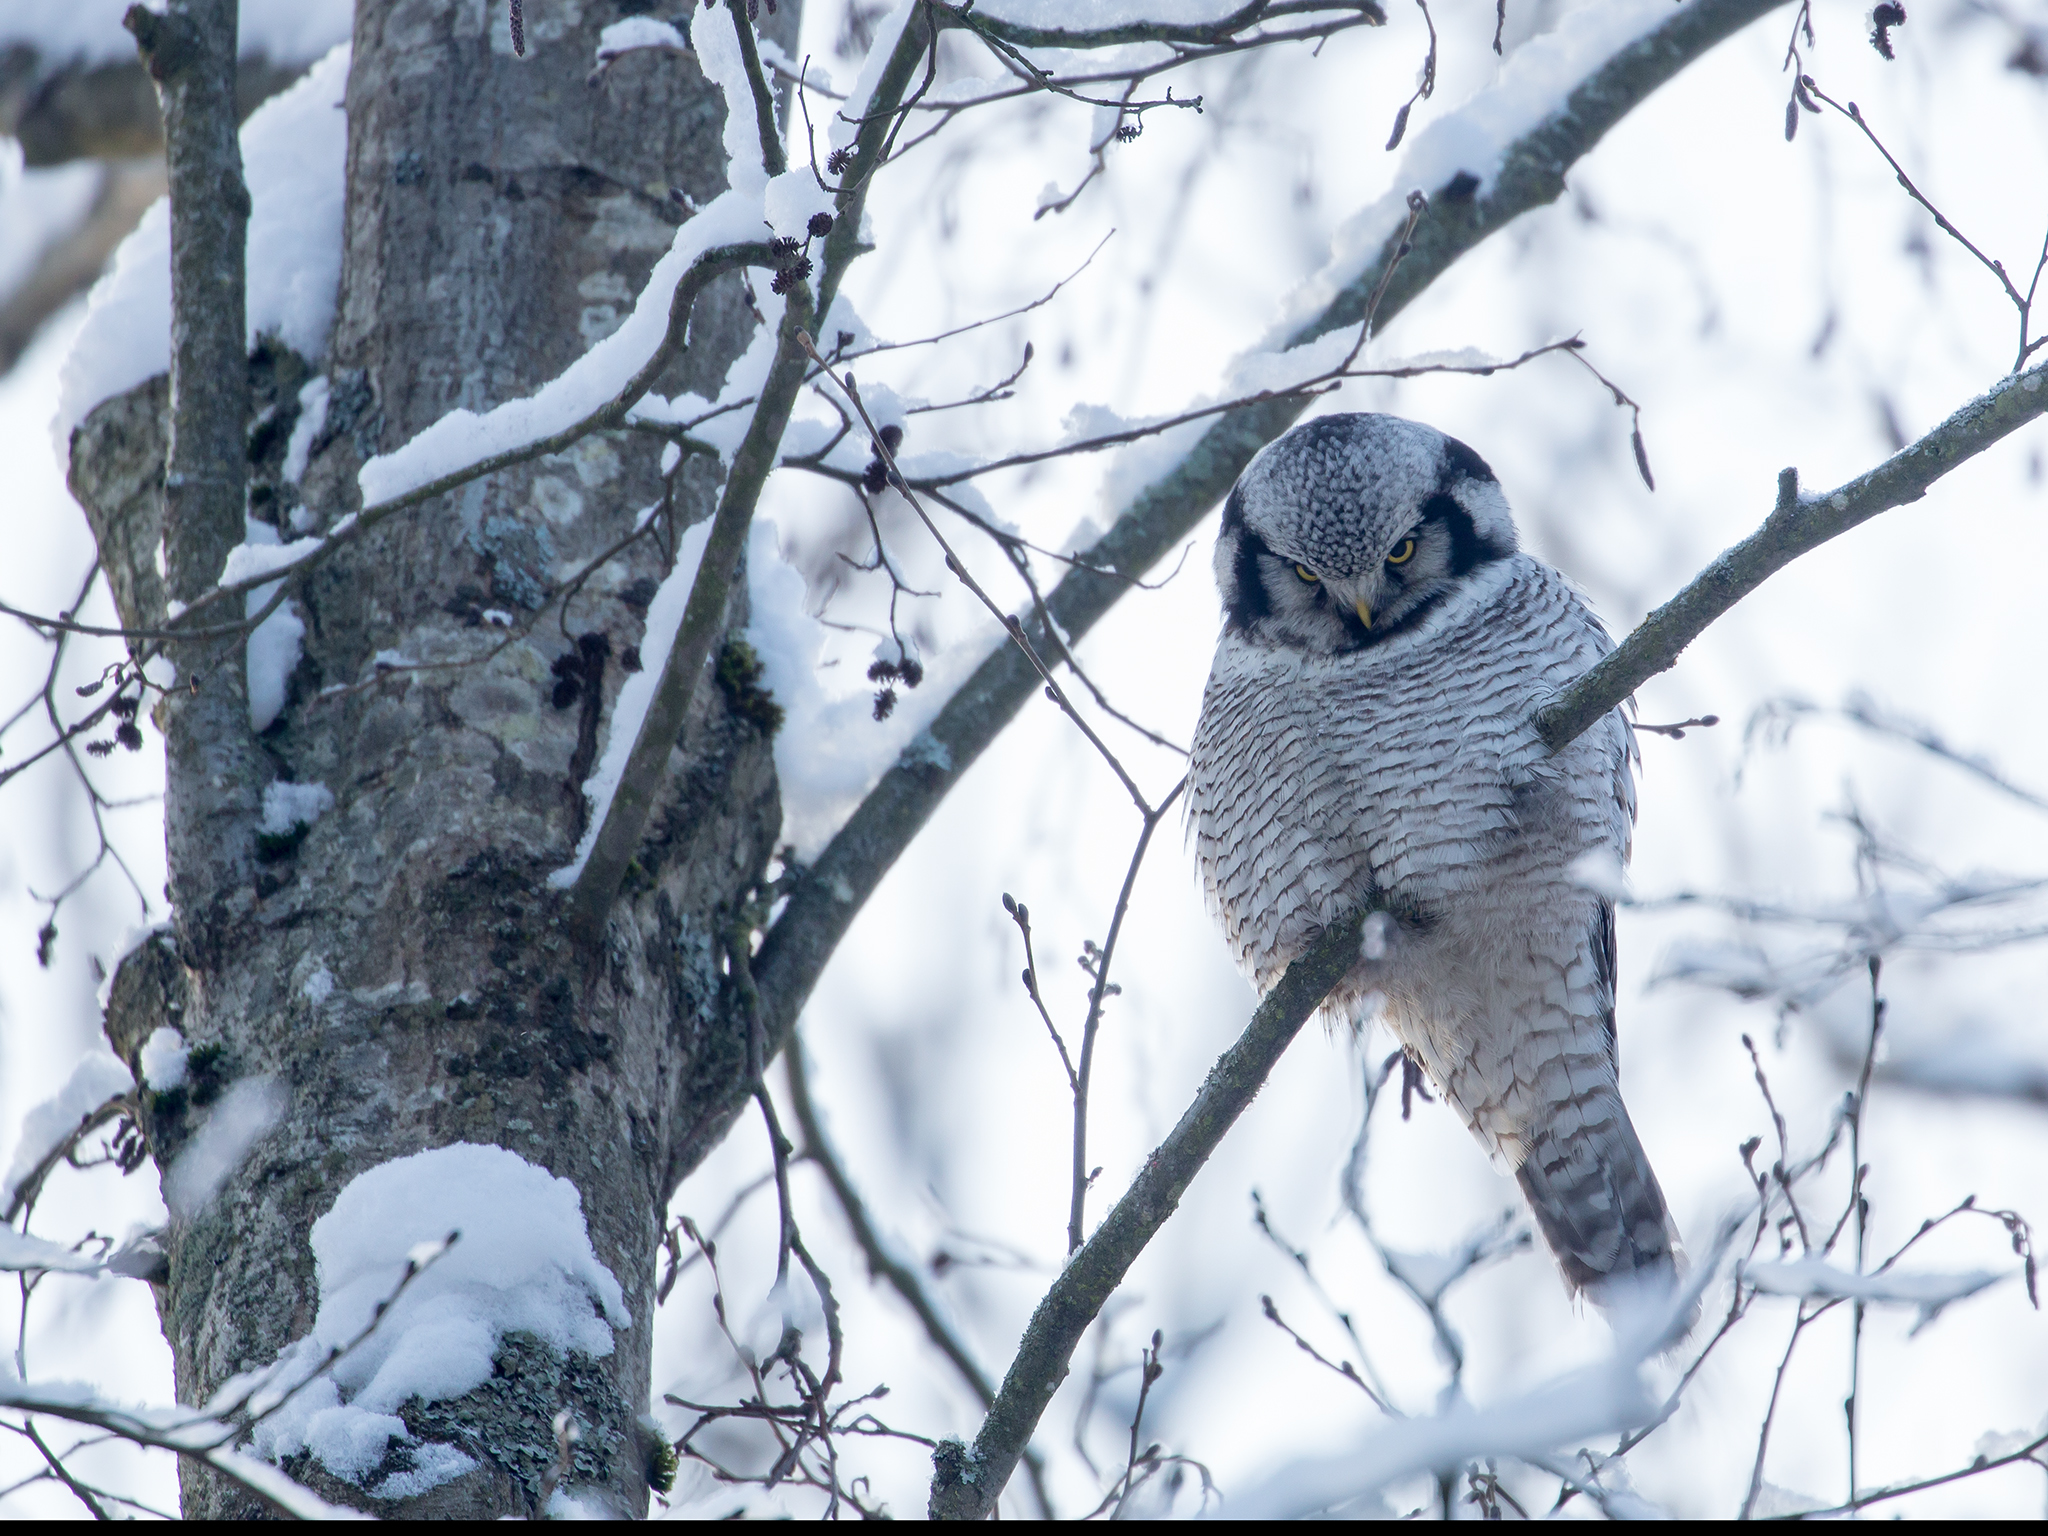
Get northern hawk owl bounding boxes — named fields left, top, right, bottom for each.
left=1187, top=412, right=1678, bottom=1308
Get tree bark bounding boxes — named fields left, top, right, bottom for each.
left=75, top=0, right=796, bottom=1517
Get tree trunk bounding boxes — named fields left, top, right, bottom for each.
left=74, top=0, right=795, bottom=1517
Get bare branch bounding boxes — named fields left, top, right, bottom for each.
left=726, top=0, right=787, bottom=180
left=1001, top=895, right=1080, bottom=1093
left=1068, top=780, right=1186, bottom=1253
left=1797, top=1430, right=2048, bottom=1519
left=796, top=333, right=1162, bottom=818
left=124, top=0, right=267, bottom=948
left=1746, top=694, right=2048, bottom=814
left=1798, top=76, right=2043, bottom=372
left=1535, top=358, right=2048, bottom=754
left=938, top=0, right=1385, bottom=51
left=21, top=1419, right=111, bottom=1520
left=781, top=1034, right=1057, bottom=1520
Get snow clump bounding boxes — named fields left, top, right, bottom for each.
left=241, top=1143, right=630, bottom=1499
left=261, top=780, right=334, bottom=838
left=138, top=1028, right=190, bottom=1091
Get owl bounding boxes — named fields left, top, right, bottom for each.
left=1187, top=412, right=1678, bottom=1310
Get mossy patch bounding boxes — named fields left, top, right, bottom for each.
left=715, top=639, right=783, bottom=735
left=256, top=822, right=313, bottom=863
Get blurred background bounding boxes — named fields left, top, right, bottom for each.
left=4, top=0, right=2047, bottom=1517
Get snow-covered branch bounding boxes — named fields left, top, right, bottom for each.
left=1743, top=1257, right=2004, bottom=1320
left=155, top=238, right=776, bottom=644
left=0, top=1226, right=470, bottom=1520
left=0, top=1379, right=364, bottom=1521
left=556, top=4, right=935, bottom=934
left=1229, top=1353, right=1656, bottom=1519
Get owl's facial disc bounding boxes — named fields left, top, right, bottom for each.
left=1214, top=413, right=1519, bottom=654
left=1220, top=485, right=1505, bottom=654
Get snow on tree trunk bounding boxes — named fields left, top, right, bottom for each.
left=70, top=0, right=795, bottom=1516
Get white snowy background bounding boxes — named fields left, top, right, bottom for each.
left=3, top=0, right=2048, bottom=1518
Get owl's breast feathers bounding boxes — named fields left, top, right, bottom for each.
left=1189, top=552, right=1634, bottom=994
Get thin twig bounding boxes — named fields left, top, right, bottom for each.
left=781, top=1033, right=1056, bottom=1518
left=1002, top=895, right=1079, bottom=1092
left=926, top=904, right=1377, bottom=1520
left=1845, top=957, right=1885, bottom=1504
left=1251, top=1187, right=1396, bottom=1410
left=797, top=331, right=1160, bottom=818
left=1741, top=1303, right=1818, bottom=1518
left=1799, top=77, right=2043, bottom=371
left=1068, top=778, right=1186, bottom=1253
left=1257, top=1294, right=1390, bottom=1411
left=1795, top=1430, right=2048, bottom=1518
left=22, top=1420, right=110, bottom=1521
left=1742, top=1032, right=1812, bottom=1254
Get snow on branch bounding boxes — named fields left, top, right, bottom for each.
left=0, top=1372, right=368, bottom=1520
left=238, top=1145, right=625, bottom=1502
left=1, top=1068, right=623, bottom=1509
left=0, top=232, right=778, bottom=795
left=1743, top=1256, right=2004, bottom=1327
left=5, top=1145, right=627, bottom=1516
left=54, top=43, right=351, bottom=445
left=0, top=1051, right=132, bottom=1223
left=1228, top=1353, right=1656, bottom=1519
left=0, top=1232, right=470, bottom=1520
left=0, top=1227, right=119, bottom=1276
left=1534, top=359, right=2048, bottom=754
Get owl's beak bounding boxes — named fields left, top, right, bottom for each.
left=1354, top=599, right=1373, bottom=629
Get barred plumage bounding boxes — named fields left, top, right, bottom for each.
left=1188, top=413, right=1679, bottom=1309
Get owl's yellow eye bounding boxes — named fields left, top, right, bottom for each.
left=1294, top=564, right=1319, bottom=584
left=1386, top=538, right=1417, bottom=566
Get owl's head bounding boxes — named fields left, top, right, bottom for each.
left=1214, top=413, right=1518, bottom=654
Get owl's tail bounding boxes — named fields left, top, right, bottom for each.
left=1514, top=1088, right=1680, bottom=1316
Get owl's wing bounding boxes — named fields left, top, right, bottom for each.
left=1509, top=574, right=1674, bottom=1305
